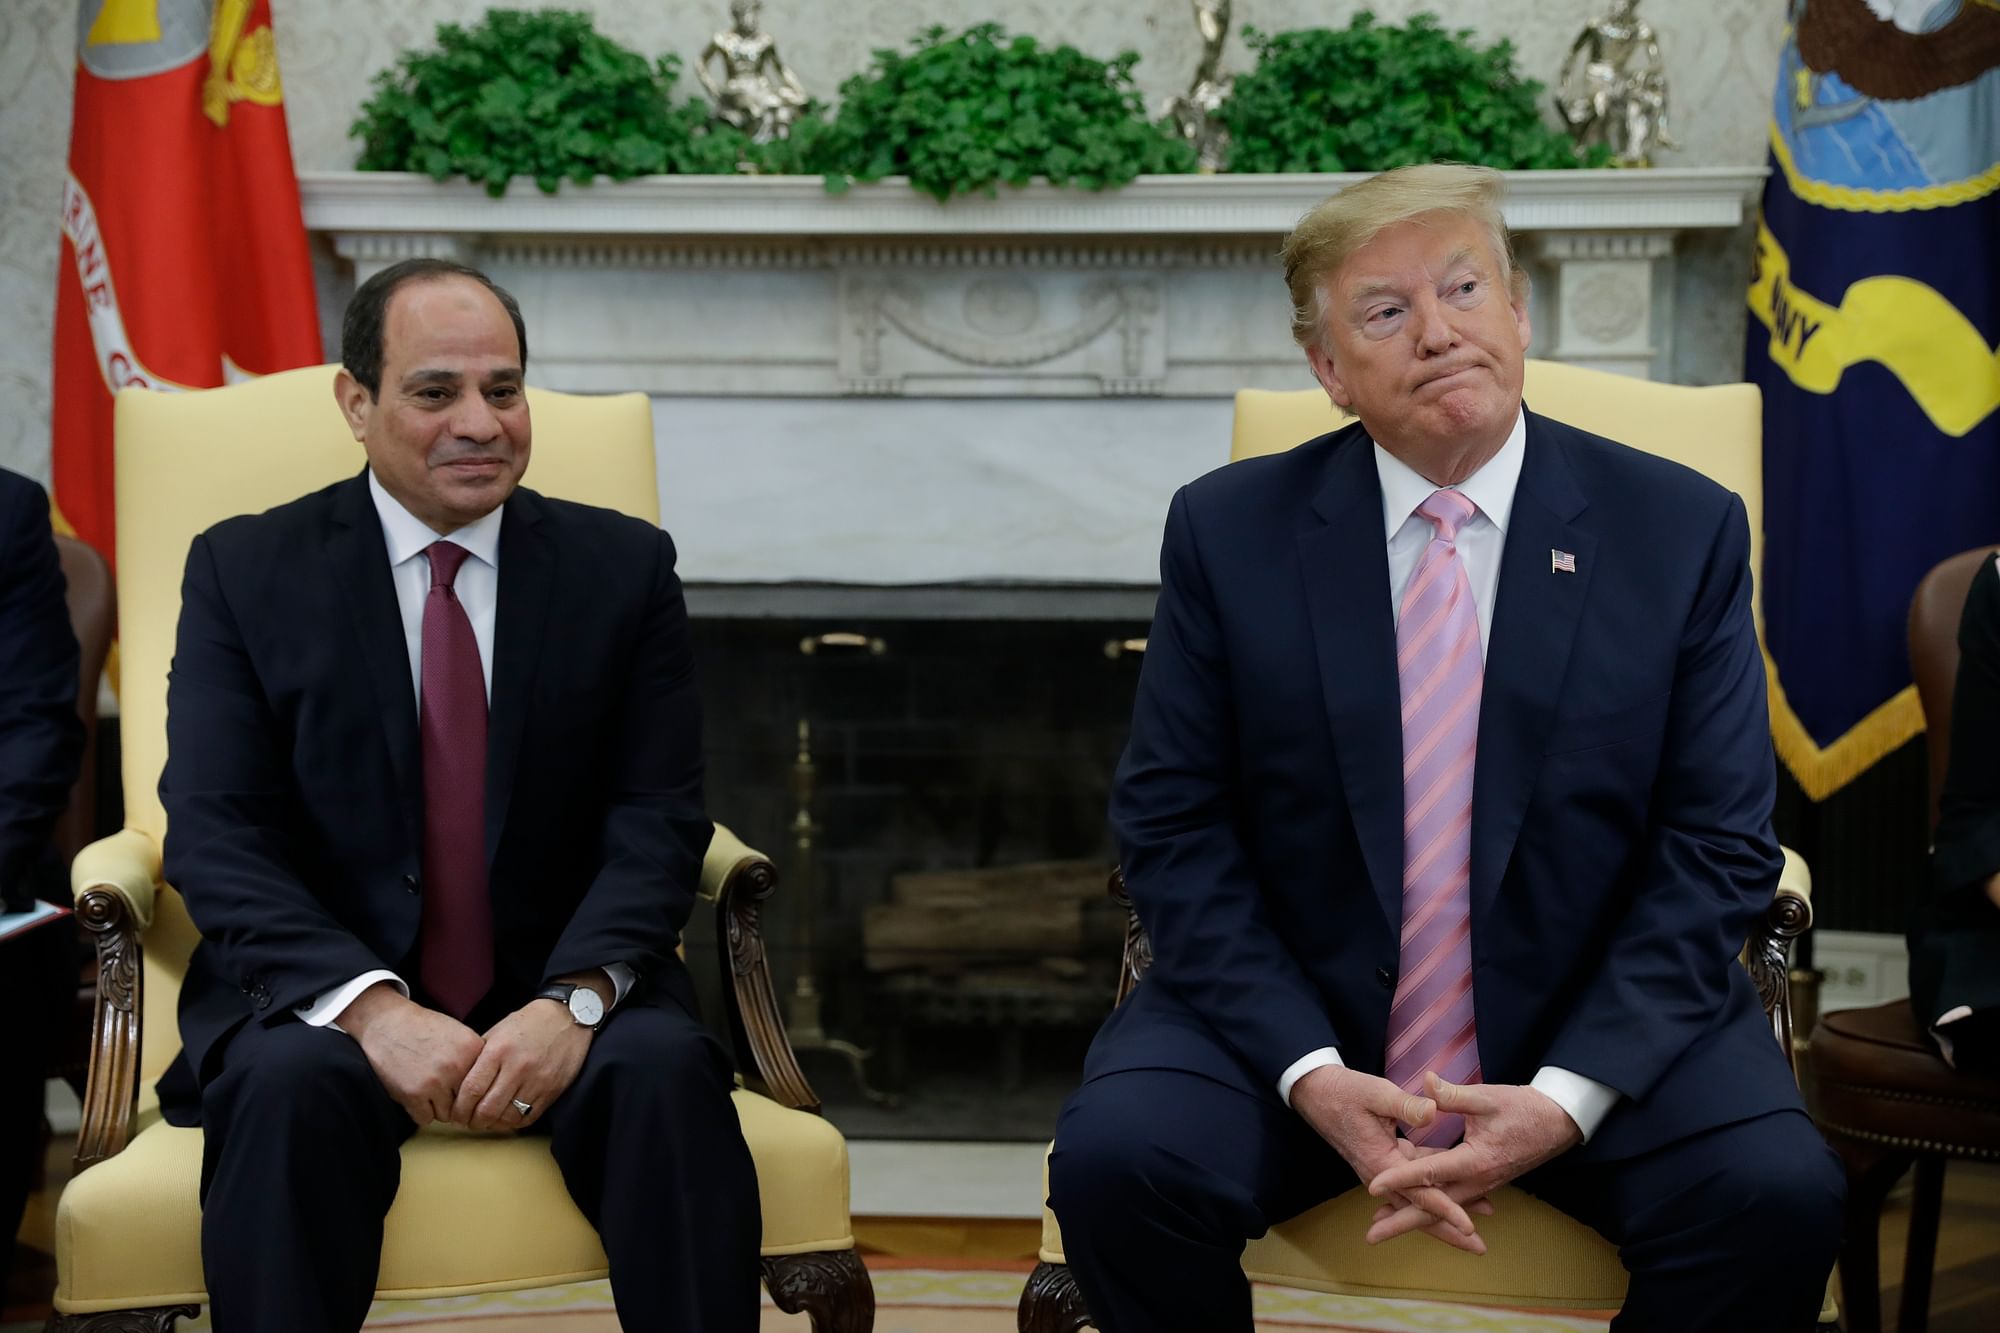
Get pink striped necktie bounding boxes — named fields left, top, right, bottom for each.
left=1385, top=488, right=1483, bottom=1146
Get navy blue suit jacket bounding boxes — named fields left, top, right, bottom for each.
left=1091, top=409, right=1803, bottom=1160
left=0, top=468, right=82, bottom=911
left=158, top=473, right=712, bottom=1115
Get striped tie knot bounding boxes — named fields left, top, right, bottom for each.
left=1415, top=488, right=1476, bottom=542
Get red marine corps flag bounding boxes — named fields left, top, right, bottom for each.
left=52, top=0, right=321, bottom=564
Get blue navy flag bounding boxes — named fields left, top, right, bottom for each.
left=1748, top=0, right=2000, bottom=799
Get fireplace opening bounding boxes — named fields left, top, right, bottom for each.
left=680, top=598, right=1152, bottom=1141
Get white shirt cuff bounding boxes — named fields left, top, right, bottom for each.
left=1932, top=1004, right=1974, bottom=1066
left=296, top=970, right=406, bottom=1034
left=301, top=966, right=632, bottom=1034
left=1530, top=1065, right=1621, bottom=1143
left=1278, top=1047, right=1344, bottom=1106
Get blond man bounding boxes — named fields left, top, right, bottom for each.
left=1049, top=165, right=1842, bottom=1332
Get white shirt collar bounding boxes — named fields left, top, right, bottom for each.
left=1372, top=408, right=1527, bottom=543
left=366, top=469, right=504, bottom=570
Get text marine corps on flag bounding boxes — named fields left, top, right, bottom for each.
left=50, top=0, right=321, bottom=566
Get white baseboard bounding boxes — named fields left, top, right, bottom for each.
left=43, top=1078, right=80, bottom=1134
left=1813, top=930, right=1911, bottom=1013
left=846, top=1140, right=1048, bottom=1219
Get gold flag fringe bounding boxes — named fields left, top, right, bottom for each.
left=1766, top=650, right=1925, bottom=801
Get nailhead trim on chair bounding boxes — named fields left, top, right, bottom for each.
left=1814, top=1078, right=2000, bottom=1118
left=1815, top=1116, right=2000, bottom=1162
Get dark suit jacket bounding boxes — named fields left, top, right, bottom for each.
left=158, top=473, right=712, bottom=1115
left=1911, top=551, right=2000, bottom=1051
left=1091, top=409, right=1801, bottom=1161
left=0, top=468, right=83, bottom=911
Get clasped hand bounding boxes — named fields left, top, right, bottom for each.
left=1291, top=1067, right=1581, bottom=1255
left=339, top=981, right=594, bottom=1131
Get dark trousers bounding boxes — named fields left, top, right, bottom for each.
left=1, top=918, right=75, bottom=1246
left=1049, top=1067, right=1844, bottom=1333
left=196, top=1000, right=761, bottom=1333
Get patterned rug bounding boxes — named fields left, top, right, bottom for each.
left=148, top=1262, right=1611, bottom=1332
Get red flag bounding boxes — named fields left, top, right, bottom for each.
left=51, top=0, right=321, bottom=566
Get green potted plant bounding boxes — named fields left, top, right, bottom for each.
left=351, top=8, right=752, bottom=195
left=1220, top=11, right=1611, bottom=173
left=802, top=23, right=1197, bottom=201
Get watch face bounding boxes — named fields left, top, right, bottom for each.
left=570, top=987, right=606, bottom=1027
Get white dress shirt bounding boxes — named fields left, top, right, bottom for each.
left=295, top=472, right=632, bottom=1030
left=1275, top=411, right=1621, bottom=1143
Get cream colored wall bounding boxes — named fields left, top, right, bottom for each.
left=0, top=0, right=1782, bottom=481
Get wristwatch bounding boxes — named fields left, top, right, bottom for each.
left=535, top=981, right=607, bottom=1030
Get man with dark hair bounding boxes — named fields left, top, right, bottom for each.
left=0, top=466, right=83, bottom=1270
left=339, top=256, right=528, bottom=397
left=157, top=259, right=759, bottom=1331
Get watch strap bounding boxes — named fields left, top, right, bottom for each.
left=534, top=982, right=605, bottom=1029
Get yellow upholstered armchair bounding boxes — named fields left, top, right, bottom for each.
left=1019, top=360, right=1825, bottom=1328
left=50, top=366, right=873, bottom=1332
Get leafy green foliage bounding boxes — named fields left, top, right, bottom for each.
left=348, top=8, right=1603, bottom=202
left=351, top=9, right=753, bottom=195
left=1220, top=12, right=1611, bottom=173
left=803, top=24, right=1197, bottom=201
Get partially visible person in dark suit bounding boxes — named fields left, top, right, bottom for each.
left=0, top=467, right=84, bottom=1258
left=1912, top=550, right=2000, bottom=1071
left=157, top=258, right=759, bottom=1331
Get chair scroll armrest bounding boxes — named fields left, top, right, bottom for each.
left=706, top=822, right=822, bottom=1114
left=69, top=828, right=162, bottom=1171
left=71, top=826, right=161, bottom=927
left=1777, top=845, right=1813, bottom=907
left=1745, top=844, right=1815, bottom=1079
left=1110, top=867, right=1152, bottom=1007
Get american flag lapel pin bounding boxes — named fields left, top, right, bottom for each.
left=1550, top=548, right=1577, bottom=574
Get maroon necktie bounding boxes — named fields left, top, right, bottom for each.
left=418, top=540, right=493, bottom=1018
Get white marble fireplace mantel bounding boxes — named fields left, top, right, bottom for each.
left=301, top=169, right=1760, bottom=238
left=304, top=168, right=1764, bottom=388
left=300, top=169, right=1766, bottom=587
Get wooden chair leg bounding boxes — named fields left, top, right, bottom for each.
left=44, top=1307, right=200, bottom=1332
left=1897, top=1156, right=1947, bottom=1333
left=1017, top=1260, right=1093, bottom=1333
left=1831, top=1140, right=1914, bottom=1333
left=761, top=1250, right=875, bottom=1333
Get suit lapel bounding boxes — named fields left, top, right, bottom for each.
left=1297, top=428, right=1407, bottom=930
left=1471, top=412, right=1596, bottom=927
left=485, top=488, right=555, bottom=866
left=324, top=473, right=423, bottom=854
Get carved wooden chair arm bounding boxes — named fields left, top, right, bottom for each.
left=704, top=822, right=822, bottom=1114
left=73, top=827, right=162, bottom=926
left=1109, top=868, right=1148, bottom=1006
left=1749, top=844, right=1815, bottom=1073
left=69, top=828, right=163, bottom=1171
